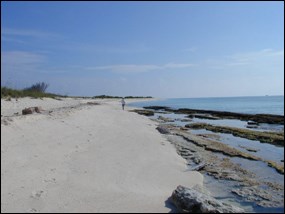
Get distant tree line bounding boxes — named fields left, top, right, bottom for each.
left=1, top=82, right=153, bottom=99
left=93, top=95, right=153, bottom=99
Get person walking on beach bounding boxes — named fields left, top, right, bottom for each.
left=121, top=97, right=126, bottom=110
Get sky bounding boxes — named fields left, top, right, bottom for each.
left=1, top=1, right=284, bottom=98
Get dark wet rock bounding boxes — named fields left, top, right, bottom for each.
left=156, top=111, right=172, bottom=114
left=180, top=118, right=193, bottom=122
left=143, top=106, right=173, bottom=111
left=187, top=114, right=195, bottom=119
left=247, top=121, right=259, bottom=125
left=194, top=114, right=220, bottom=120
left=175, top=108, right=284, bottom=125
left=246, top=125, right=258, bottom=129
left=129, top=109, right=154, bottom=116
left=157, top=116, right=175, bottom=122
left=185, top=123, right=284, bottom=146
left=143, top=106, right=284, bottom=124
left=171, top=185, right=245, bottom=213
left=156, top=125, right=171, bottom=134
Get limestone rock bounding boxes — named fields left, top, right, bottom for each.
left=157, top=116, right=175, bottom=122
left=130, top=109, right=154, bottom=116
left=156, top=125, right=171, bottom=134
left=22, top=106, right=43, bottom=115
left=87, top=102, right=100, bottom=105
left=171, top=185, right=245, bottom=213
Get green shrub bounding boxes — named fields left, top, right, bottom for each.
left=1, top=82, right=61, bottom=99
left=24, top=82, right=49, bottom=93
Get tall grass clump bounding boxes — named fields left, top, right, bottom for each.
left=24, top=82, right=49, bottom=93
left=1, top=82, right=62, bottom=99
left=1, top=87, right=23, bottom=98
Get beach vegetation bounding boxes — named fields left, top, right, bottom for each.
left=1, top=82, right=62, bottom=99
left=24, top=82, right=49, bottom=93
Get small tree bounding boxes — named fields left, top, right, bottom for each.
left=24, top=82, right=49, bottom=93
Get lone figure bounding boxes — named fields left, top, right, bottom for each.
left=121, top=97, right=126, bottom=110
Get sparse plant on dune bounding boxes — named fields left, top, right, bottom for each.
left=24, top=82, right=49, bottom=93
left=1, top=82, right=61, bottom=99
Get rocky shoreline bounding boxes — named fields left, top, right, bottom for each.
left=143, top=106, right=284, bottom=125
left=185, top=123, right=284, bottom=146
left=132, top=106, right=284, bottom=212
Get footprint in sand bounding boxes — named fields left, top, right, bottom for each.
left=27, top=208, right=38, bottom=213
left=30, top=190, right=44, bottom=199
left=43, top=178, right=56, bottom=183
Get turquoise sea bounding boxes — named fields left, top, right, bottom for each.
left=129, top=95, right=284, bottom=115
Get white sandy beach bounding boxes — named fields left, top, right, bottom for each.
left=1, top=97, right=203, bottom=213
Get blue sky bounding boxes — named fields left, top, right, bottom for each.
left=1, top=1, right=284, bottom=98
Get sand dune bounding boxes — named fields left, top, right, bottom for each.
left=1, top=97, right=202, bottom=213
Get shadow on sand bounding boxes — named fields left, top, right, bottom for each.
left=164, top=197, right=178, bottom=213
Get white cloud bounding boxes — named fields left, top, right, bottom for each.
left=227, top=49, right=284, bottom=66
left=164, top=63, right=195, bottom=68
left=89, top=64, right=160, bottom=73
left=86, top=63, right=195, bottom=73
left=2, top=28, right=60, bottom=39
left=205, top=49, right=284, bottom=69
left=2, top=51, right=46, bottom=66
left=55, top=42, right=152, bottom=54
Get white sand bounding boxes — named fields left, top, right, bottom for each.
left=1, top=97, right=203, bottom=213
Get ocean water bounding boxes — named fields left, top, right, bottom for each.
left=129, top=96, right=284, bottom=115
